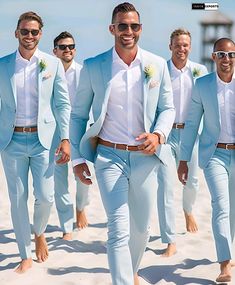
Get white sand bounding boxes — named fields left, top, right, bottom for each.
left=0, top=159, right=234, bottom=285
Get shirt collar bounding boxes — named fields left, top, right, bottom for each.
left=16, top=48, right=39, bottom=62
left=66, top=60, right=76, bottom=73
left=112, top=46, right=141, bottom=67
left=216, top=72, right=235, bottom=85
left=170, top=59, right=190, bottom=73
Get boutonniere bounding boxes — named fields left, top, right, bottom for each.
left=144, top=64, right=156, bottom=80
left=39, top=59, right=47, bottom=72
left=192, top=67, right=201, bottom=78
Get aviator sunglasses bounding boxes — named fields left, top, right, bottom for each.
left=112, top=23, right=142, bottom=32
left=55, top=44, right=76, bottom=50
left=213, top=51, right=235, bottom=59
left=19, top=29, right=40, bottom=36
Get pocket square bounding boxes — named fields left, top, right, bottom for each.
left=42, top=73, right=52, bottom=80
left=149, top=80, right=159, bottom=89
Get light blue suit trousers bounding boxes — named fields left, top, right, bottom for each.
left=203, top=148, right=235, bottom=262
left=157, top=129, right=199, bottom=243
left=54, top=142, right=89, bottom=234
left=94, top=145, right=160, bottom=285
left=1, top=132, right=54, bottom=259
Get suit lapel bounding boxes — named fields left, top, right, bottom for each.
left=209, top=73, right=221, bottom=124
left=6, top=52, right=17, bottom=105
left=139, top=49, right=149, bottom=112
left=37, top=50, right=43, bottom=102
left=101, top=49, right=112, bottom=92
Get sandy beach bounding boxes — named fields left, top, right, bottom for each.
left=0, top=159, right=234, bottom=285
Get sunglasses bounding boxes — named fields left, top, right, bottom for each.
left=19, top=29, right=40, bottom=36
left=55, top=44, right=75, bottom=50
left=213, top=51, right=235, bottom=59
left=113, top=23, right=142, bottom=32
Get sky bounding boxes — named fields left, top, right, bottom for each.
left=0, top=0, right=234, bottom=65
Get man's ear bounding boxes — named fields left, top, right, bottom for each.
left=15, top=29, right=19, bottom=39
left=109, top=25, right=115, bottom=35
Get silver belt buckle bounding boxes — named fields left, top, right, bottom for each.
left=22, top=127, right=27, bottom=132
left=126, top=145, right=129, bottom=151
left=225, top=144, right=233, bottom=150
left=176, top=123, right=182, bottom=129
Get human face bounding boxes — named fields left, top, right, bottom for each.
left=170, top=34, right=191, bottom=65
left=212, top=40, right=235, bottom=80
left=109, top=11, right=142, bottom=51
left=53, top=38, right=76, bottom=64
left=15, top=20, right=42, bottom=52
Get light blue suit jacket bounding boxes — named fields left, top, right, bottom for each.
left=167, top=59, right=208, bottom=84
left=0, top=50, right=71, bottom=151
left=70, top=47, right=175, bottom=164
left=180, top=72, right=222, bottom=169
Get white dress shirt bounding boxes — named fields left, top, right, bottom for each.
left=65, top=60, right=82, bottom=108
left=217, top=74, right=235, bottom=143
left=15, top=49, right=39, bottom=126
left=169, top=60, right=193, bottom=123
left=99, top=48, right=145, bottom=145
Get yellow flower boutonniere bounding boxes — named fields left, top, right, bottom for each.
left=39, top=59, right=47, bottom=72
left=144, top=64, right=156, bottom=80
left=192, top=67, right=201, bottom=78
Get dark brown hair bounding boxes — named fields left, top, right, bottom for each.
left=111, top=2, right=140, bottom=23
left=16, top=11, right=43, bottom=29
left=54, top=31, right=75, bottom=48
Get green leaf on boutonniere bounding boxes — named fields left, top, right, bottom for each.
left=39, top=59, right=47, bottom=72
left=192, top=67, right=201, bottom=78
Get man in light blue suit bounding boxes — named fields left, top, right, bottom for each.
left=178, top=38, right=235, bottom=283
left=70, top=3, right=175, bottom=285
left=0, top=12, right=70, bottom=273
left=53, top=31, right=90, bottom=240
left=157, top=28, right=208, bottom=257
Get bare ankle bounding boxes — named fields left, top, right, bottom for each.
left=14, top=258, right=33, bottom=274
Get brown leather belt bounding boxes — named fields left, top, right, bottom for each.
left=173, top=123, right=185, bottom=129
left=217, top=143, right=235, bottom=150
left=14, top=126, right=38, bottom=133
left=98, top=138, right=140, bottom=151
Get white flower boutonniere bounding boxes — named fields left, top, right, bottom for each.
left=144, top=64, right=156, bottom=80
left=39, top=59, right=47, bottom=72
left=192, top=67, right=201, bottom=78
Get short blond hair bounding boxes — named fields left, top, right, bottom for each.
left=170, top=28, right=191, bottom=44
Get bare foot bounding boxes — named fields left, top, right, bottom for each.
left=231, top=260, right=235, bottom=267
left=134, top=273, right=140, bottom=285
left=62, top=233, right=73, bottom=241
left=162, top=243, right=177, bottom=257
left=14, top=258, right=33, bottom=273
left=184, top=211, right=198, bottom=233
left=76, top=209, right=88, bottom=229
left=216, top=260, right=232, bottom=283
left=35, top=234, right=48, bottom=263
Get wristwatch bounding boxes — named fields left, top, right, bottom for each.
left=153, top=132, right=165, bottom=144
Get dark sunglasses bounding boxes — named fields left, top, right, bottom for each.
left=213, top=51, right=235, bottom=59
left=55, top=44, right=75, bottom=50
left=19, top=29, right=40, bottom=36
left=113, top=23, right=142, bottom=32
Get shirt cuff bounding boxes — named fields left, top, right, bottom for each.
left=72, top=158, right=86, bottom=167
